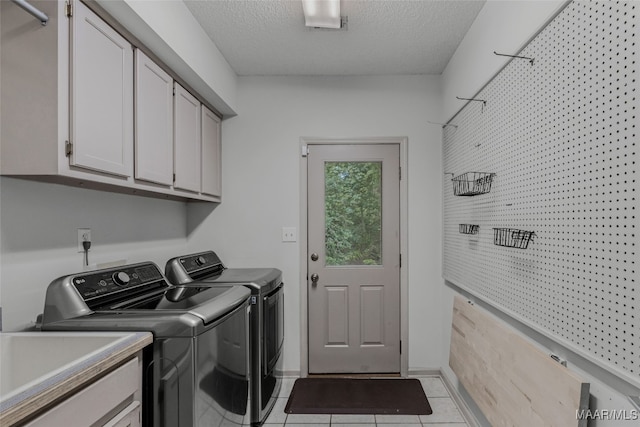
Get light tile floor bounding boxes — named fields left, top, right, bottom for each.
left=264, top=376, right=469, bottom=427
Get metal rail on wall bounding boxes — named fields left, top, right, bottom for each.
left=443, top=0, right=640, bottom=393
left=10, top=0, right=49, bottom=25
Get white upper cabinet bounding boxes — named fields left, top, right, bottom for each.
left=134, top=49, right=174, bottom=186
left=173, top=83, right=201, bottom=193
left=201, top=106, right=222, bottom=197
left=0, top=0, right=221, bottom=202
left=70, top=1, right=133, bottom=177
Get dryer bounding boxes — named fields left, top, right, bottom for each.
left=165, top=251, right=284, bottom=426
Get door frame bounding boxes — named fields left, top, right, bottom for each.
left=298, top=137, right=409, bottom=377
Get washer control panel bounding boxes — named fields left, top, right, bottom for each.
left=179, top=251, right=224, bottom=274
left=72, top=263, right=165, bottom=301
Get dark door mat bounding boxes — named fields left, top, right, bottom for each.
left=284, top=378, right=432, bottom=415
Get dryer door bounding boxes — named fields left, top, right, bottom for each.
left=263, top=284, right=284, bottom=373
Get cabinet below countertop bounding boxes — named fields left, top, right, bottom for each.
left=0, top=332, right=152, bottom=427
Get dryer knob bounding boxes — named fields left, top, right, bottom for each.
left=113, top=271, right=131, bottom=286
left=196, top=256, right=207, bottom=266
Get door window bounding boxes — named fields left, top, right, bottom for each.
left=324, top=162, right=382, bottom=266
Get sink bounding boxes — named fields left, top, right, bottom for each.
left=0, top=332, right=135, bottom=405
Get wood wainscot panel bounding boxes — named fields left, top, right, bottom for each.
left=449, top=294, right=589, bottom=427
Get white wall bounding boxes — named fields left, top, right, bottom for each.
left=0, top=0, right=232, bottom=331
left=0, top=177, right=188, bottom=331
left=440, top=0, right=566, bottom=378
left=187, top=75, right=444, bottom=373
left=95, top=0, right=238, bottom=117
left=439, top=1, right=639, bottom=425
left=442, top=0, right=566, bottom=121
left=3, top=1, right=634, bottom=423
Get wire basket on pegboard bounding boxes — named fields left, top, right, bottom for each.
left=459, top=224, right=479, bottom=235
left=493, top=228, right=535, bottom=249
left=451, top=172, right=496, bottom=196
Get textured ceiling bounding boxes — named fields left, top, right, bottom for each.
left=184, top=0, right=486, bottom=76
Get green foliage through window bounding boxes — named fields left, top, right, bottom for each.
left=325, top=162, right=382, bottom=266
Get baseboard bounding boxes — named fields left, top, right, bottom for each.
left=439, top=369, right=482, bottom=427
left=407, top=368, right=442, bottom=377
left=281, top=369, right=438, bottom=379
left=278, top=370, right=302, bottom=378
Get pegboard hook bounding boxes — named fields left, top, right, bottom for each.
left=456, top=96, right=487, bottom=113
left=494, top=51, right=534, bottom=65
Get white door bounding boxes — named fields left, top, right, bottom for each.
left=201, top=106, right=222, bottom=197
left=307, top=144, right=401, bottom=373
left=134, top=49, right=174, bottom=186
left=71, top=0, right=133, bottom=177
left=173, top=83, right=201, bottom=192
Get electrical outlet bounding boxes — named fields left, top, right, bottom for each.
left=282, top=227, right=297, bottom=242
left=77, top=228, right=91, bottom=252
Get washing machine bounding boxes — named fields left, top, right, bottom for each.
left=39, top=261, right=251, bottom=427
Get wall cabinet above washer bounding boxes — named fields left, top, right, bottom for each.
left=0, top=0, right=222, bottom=203
left=71, top=2, right=133, bottom=178
left=174, top=83, right=202, bottom=193
left=201, top=106, right=222, bottom=198
left=134, top=49, right=174, bottom=186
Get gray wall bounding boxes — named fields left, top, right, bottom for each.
left=1, top=4, right=636, bottom=425
left=439, top=1, right=639, bottom=425
left=187, top=74, right=444, bottom=373
left=0, top=177, right=188, bottom=330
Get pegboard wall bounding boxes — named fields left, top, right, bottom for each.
left=443, top=0, right=638, bottom=385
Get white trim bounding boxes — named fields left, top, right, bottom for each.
left=407, top=369, right=442, bottom=377
left=278, top=370, right=302, bottom=379
left=298, top=136, right=409, bottom=377
left=440, top=369, right=482, bottom=427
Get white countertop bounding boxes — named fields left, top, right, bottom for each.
left=0, top=331, right=152, bottom=426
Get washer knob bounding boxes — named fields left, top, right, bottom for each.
left=196, top=256, right=207, bottom=266
left=112, top=271, right=130, bottom=286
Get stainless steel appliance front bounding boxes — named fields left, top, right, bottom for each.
left=40, top=262, right=251, bottom=427
left=165, top=251, right=284, bottom=426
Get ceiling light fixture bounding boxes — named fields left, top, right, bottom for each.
left=302, top=0, right=341, bottom=29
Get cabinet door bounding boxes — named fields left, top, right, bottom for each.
left=71, top=1, right=133, bottom=177
left=24, top=358, right=139, bottom=427
left=104, top=401, right=141, bottom=427
left=173, top=83, right=201, bottom=192
left=201, top=106, right=222, bottom=197
left=135, top=49, right=173, bottom=185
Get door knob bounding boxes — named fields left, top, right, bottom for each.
left=310, top=253, right=319, bottom=261
left=310, top=273, right=319, bottom=286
